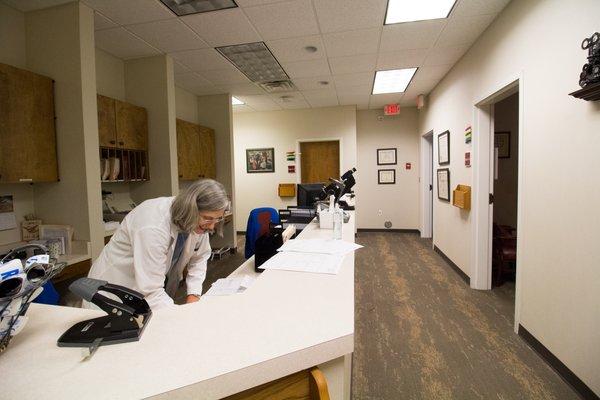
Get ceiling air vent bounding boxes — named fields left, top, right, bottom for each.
left=258, top=80, right=297, bottom=93
left=216, top=42, right=291, bottom=84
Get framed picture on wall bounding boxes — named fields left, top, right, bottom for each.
left=494, top=132, right=511, bottom=158
left=378, top=169, right=396, bottom=184
left=246, top=148, right=275, bottom=173
left=437, top=168, right=450, bottom=201
left=438, top=130, right=450, bottom=165
left=377, top=148, right=397, bottom=165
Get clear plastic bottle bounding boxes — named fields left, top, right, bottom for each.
left=333, top=204, right=343, bottom=240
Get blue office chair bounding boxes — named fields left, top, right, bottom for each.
left=245, top=207, right=280, bottom=259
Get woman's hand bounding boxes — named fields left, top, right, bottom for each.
left=186, top=294, right=200, bottom=304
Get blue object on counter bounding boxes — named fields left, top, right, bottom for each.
left=33, top=281, right=59, bottom=305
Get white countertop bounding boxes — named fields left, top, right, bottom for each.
left=0, top=214, right=355, bottom=400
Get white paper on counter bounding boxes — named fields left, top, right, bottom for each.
left=277, top=238, right=362, bottom=256
left=204, top=276, right=255, bottom=296
left=260, top=252, right=344, bottom=275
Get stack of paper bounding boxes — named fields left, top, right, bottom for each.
left=204, top=276, right=254, bottom=296
left=259, top=238, right=363, bottom=275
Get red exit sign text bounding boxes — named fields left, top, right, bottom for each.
left=384, top=103, right=400, bottom=115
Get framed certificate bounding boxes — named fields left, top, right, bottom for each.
left=378, top=169, right=396, bottom=184
left=438, top=130, right=450, bottom=165
left=377, top=148, right=397, bottom=165
left=437, top=168, right=450, bottom=201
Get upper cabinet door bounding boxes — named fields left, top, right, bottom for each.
left=0, top=63, right=58, bottom=183
left=115, top=100, right=148, bottom=150
left=97, top=94, right=116, bottom=147
left=199, top=127, right=216, bottom=179
left=176, top=119, right=202, bottom=180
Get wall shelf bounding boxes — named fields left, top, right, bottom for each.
left=569, top=81, right=600, bottom=101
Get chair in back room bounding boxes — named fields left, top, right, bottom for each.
left=244, top=207, right=280, bottom=259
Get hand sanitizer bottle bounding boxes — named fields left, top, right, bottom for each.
left=333, top=204, right=343, bottom=240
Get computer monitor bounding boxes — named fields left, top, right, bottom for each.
left=297, top=183, right=325, bottom=207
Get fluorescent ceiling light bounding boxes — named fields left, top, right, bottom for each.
left=372, top=68, right=417, bottom=94
left=217, top=42, right=289, bottom=84
left=232, top=96, right=244, bottom=105
left=385, top=0, right=456, bottom=24
left=160, top=0, right=238, bottom=16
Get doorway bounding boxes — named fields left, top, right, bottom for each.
left=299, top=140, right=340, bottom=183
left=471, top=76, right=524, bottom=332
left=420, top=131, right=434, bottom=239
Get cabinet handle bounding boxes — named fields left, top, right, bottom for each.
left=110, top=140, right=116, bottom=144
left=119, top=141, right=124, bottom=146
left=179, top=174, right=183, bottom=178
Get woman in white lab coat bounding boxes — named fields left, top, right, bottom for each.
left=87, top=179, right=230, bottom=310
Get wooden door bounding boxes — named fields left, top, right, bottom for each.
left=0, top=63, right=58, bottom=183
left=115, top=100, right=148, bottom=150
left=97, top=94, right=116, bottom=147
left=199, top=126, right=216, bottom=179
left=176, top=119, right=201, bottom=180
left=300, top=140, right=339, bottom=184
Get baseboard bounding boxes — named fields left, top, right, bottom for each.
left=433, top=245, right=470, bottom=285
left=357, top=228, right=420, bottom=234
left=518, top=325, right=598, bottom=400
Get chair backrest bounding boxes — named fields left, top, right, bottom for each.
left=245, top=207, right=280, bottom=259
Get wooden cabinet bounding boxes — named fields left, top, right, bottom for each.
left=97, top=95, right=148, bottom=150
left=176, top=119, right=216, bottom=180
left=97, top=94, right=116, bottom=147
left=0, top=63, right=58, bottom=183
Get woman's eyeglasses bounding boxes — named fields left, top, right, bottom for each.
left=198, top=215, right=225, bottom=224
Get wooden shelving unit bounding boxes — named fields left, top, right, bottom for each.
left=100, top=147, right=148, bottom=182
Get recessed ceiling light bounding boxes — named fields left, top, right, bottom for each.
left=232, top=96, right=244, bottom=105
left=385, top=0, right=457, bottom=24
left=372, top=68, right=417, bottom=94
left=304, top=46, right=318, bottom=53
left=160, top=0, right=238, bottom=16
left=216, top=42, right=289, bottom=83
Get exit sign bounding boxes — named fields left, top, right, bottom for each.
left=384, top=103, right=400, bottom=115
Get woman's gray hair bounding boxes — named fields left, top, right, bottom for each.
left=171, top=179, right=230, bottom=235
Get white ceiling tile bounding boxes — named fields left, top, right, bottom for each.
left=174, top=72, right=212, bottom=88
left=436, top=14, right=497, bottom=47
left=198, top=68, right=250, bottom=84
left=243, top=0, right=319, bottom=40
left=215, top=83, right=266, bottom=95
left=235, top=0, right=290, bottom=6
left=337, top=92, right=370, bottom=108
left=369, top=93, right=403, bottom=108
left=266, top=35, right=326, bottom=63
left=270, top=91, right=307, bottom=106
left=413, top=65, right=452, bottom=81
left=424, top=44, right=470, bottom=66
left=333, top=72, right=374, bottom=88
left=336, top=84, right=372, bottom=96
left=329, top=54, right=377, bottom=75
left=323, top=28, right=381, bottom=57
left=174, top=61, right=191, bottom=75
left=405, top=79, right=438, bottom=95
left=399, top=96, right=419, bottom=107
left=380, top=20, right=446, bottom=52
left=313, top=0, right=387, bottom=33
left=376, top=48, right=428, bottom=70
left=233, top=105, right=255, bottom=113
left=281, top=101, right=310, bottom=109
left=451, top=0, right=510, bottom=18
left=190, top=86, right=228, bottom=96
left=236, top=95, right=282, bottom=111
left=182, top=8, right=261, bottom=47
left=301, top=88, right=338, bottom=101
left=170, top=48, right=232, bottom=71
left=126, top=19, right=208, bottom=53
left=282, top=59, right=331, bottom=78
left=95, top=27, right=160, bottom=60
left=292, top=76, right=334, bottom=90
left=94, top=12, right=118, bottom=31
left=83, top=0, right=174, bottom=26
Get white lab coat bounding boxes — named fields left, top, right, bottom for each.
left=88, top=197, right=211, bottom=310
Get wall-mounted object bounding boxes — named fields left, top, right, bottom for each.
left=288, top=165, right=295, bottom=173
left=416, top=94, right=425, bottom=109
left=465, top=126, right=472, bottom=144
left=437, top=168, right=450, bottom=201
left=286, top=151, right=295, bottom=161
left=570, top=32, right=600, bottom=101
left=378, top=169, right=395, bottom=184
left=438, top=131, right=450, bottom=165
left=278, top=183, right=296, bottom=197
left=247, top=148, right=274, bottom=173
left=383, top=103, right=400, bottom=116
left=377, top=148, right=397, bottom=165
left=465, top=152, right=471, bottom=167
left=0, top=63, right=58, bottom=183
left=452, top=184, right=471, bottom=210
left=405, top=163, right=411, bottom=170
left=494, top=132, right=510, bottom=158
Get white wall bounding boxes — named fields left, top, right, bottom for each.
left=233, top=106, right=357, bottom=232
left=175, top=86, right=199, bottom=124
left=493, top=93, right=519, bottom=228
left=418, top=0, right=600, bottom=393
left=357, top=108, right=420, bottom=230
left=95, top=47, right=125, bottom=101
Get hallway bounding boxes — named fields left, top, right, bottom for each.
left=352, top=232, right=578, bottom=400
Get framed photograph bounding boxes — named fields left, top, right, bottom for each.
left=377, top=148, right=397, bottom=165
left=494, top=132, right=510, bottom=158
left=437, top=168, right=450, bottom=201
left=438, top=130, right=450, bottom=165
left=246, top=148, right=275, bottom=173
left=378, top=169, right=396, bottom=184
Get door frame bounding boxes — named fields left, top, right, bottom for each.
left=419, top=130, right=434, bottom=239
left=471, top=72, right=525, bottom=332
left=296, top=137, right=343, bottom=184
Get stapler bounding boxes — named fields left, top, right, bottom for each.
left=57, top=278, right=152, bottom=350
